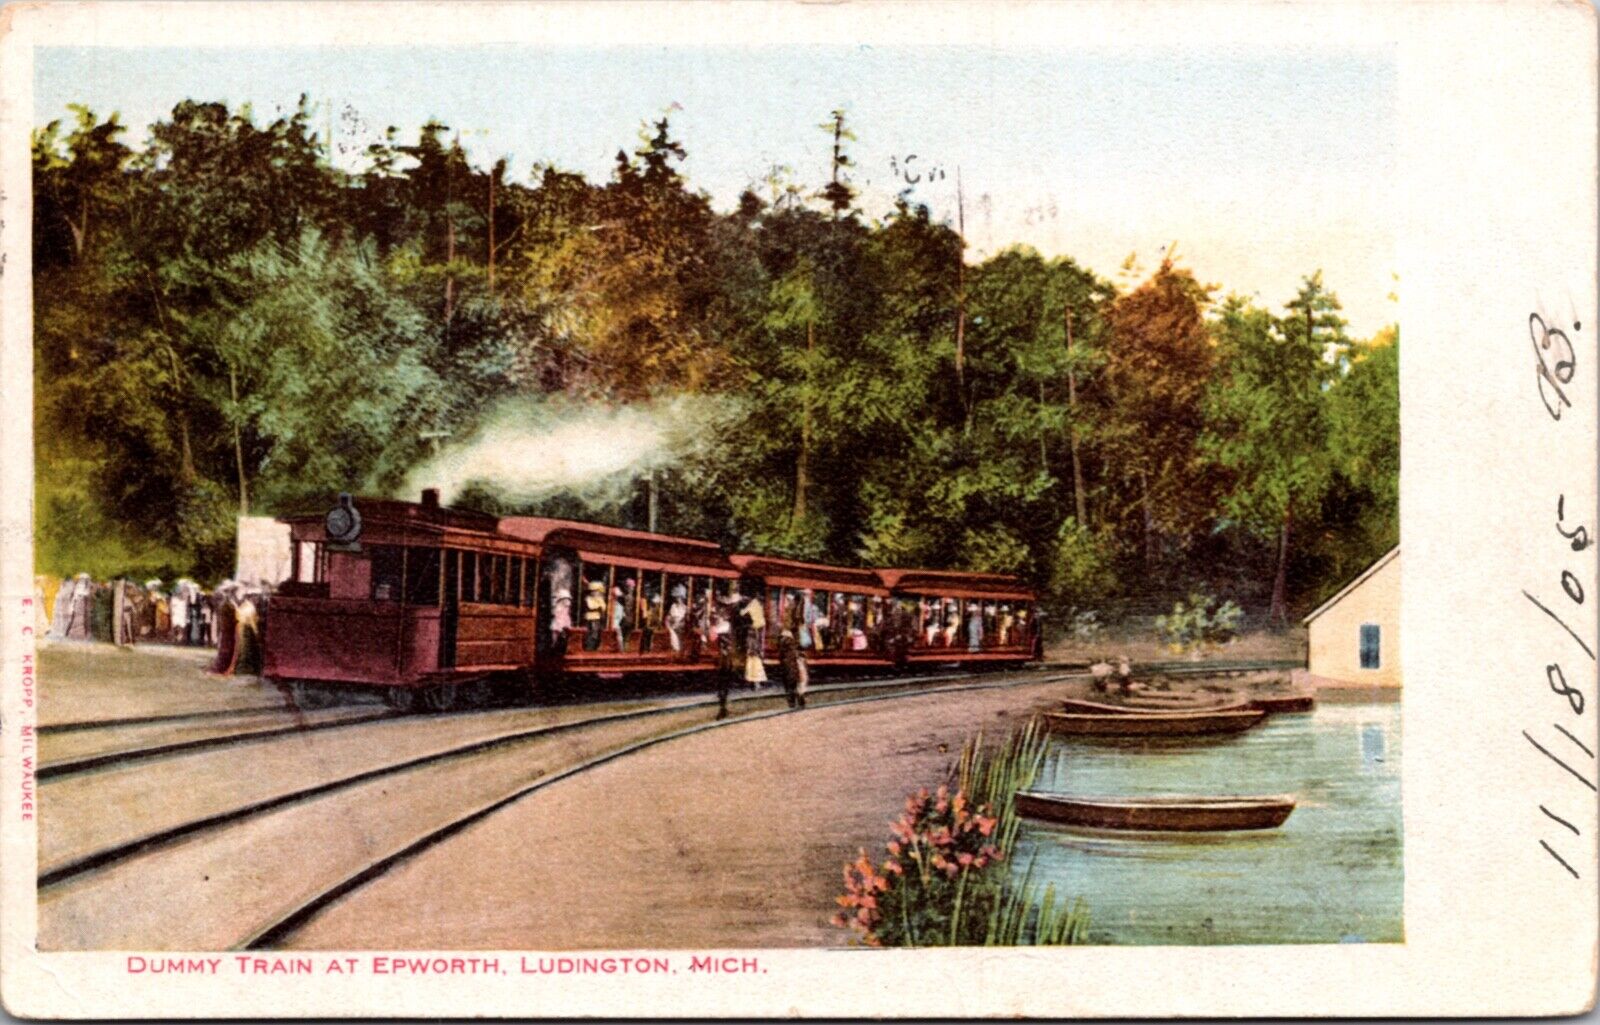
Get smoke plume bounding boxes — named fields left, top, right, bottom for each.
left=400, top=394, right=735, bottom=509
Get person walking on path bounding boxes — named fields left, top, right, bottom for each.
left=777, top=623, right=806, bottom=709
left=714, top=632, right=740, bottom=720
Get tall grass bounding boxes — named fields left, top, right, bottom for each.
left=834, top=716, right=1090, bottom=947
left=957, top=718, right=1090, bottom=946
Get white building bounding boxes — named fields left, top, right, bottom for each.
left=1302, top=546, right=1400, bottom=688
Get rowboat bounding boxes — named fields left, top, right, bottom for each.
left=1041, top=707, right=1265, bottom=737
left=1248, top=692, right=1316, bottom=713
left=1014, top=791, right=1297, bottom=831
left=1060, top=695, right=1239, bottom=715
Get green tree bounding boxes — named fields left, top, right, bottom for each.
left=1203, top=275, right=1347, bottom=622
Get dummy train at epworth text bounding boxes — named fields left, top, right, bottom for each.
left=262, top=490, right=1042, bottom=711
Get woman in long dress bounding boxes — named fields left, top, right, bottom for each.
left=210, top=585, right=239, bottom=673
left=666, top=584, right=688, bottom=652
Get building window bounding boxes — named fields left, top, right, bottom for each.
left=1359, top=623, right=1381, bottom=669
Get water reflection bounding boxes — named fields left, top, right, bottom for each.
left=1015, top=702, right=1402, bottom=945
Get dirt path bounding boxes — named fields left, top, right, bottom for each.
left=39, top=705, right=718, bottom=950
left=38, top=643, right=285, bottom=725
left=282, top=679, right=1072, bottom=950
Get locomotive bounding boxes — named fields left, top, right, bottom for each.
left=263, top=490, right=1040, bottom=711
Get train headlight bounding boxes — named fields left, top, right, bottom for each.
left=325, top=492, right=363, bottom=549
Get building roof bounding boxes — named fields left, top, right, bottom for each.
left=1301, top=546, right=1399, bottom=625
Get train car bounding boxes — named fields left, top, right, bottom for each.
left=727, top=554, right=898, bottom=671
left=264, top=489, right=542, bottom=712
left=263, top=491, right=1043, bottom=712
left=497, top=517, right=740, bottom=677
left=875, top=569, right=1040, bottom=666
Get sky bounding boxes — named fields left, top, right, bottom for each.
left=37, top=44, right=1397, bottom=335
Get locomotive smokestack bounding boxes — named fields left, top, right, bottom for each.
left=420, top=488, right=440, bottom=509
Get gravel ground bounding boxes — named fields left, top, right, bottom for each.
left=280, top=679, right=1073, bottom=950
left=38, top=698, right=672, bottom=879
left=37, top=642, right=286, bottom=725
left=40, top=705, right=388, bottom=770
left=38, top=704, right=719, bottom=951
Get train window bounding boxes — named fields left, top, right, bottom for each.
left=294, top=542, right=323, bottom=583
left=663, top=574, right=689, bottom=648
left=702, top=579, right=717, bottom=636
left=405, top=548, right=441, bottom=605
left=641, top=572, right=663, bottom=631
left=617, top=567, right=640, bottom=634
left=370, top=545, right=404, bottom=602
left=461, top=551, right=478, bottom=602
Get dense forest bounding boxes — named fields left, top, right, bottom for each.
left=32, top=98, right=1398, bottom=623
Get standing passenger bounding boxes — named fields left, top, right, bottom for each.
left=741, top=588, right=768, bottom=688
left=583, top=580, right=605, bottom=650
left=778, top=627, right=808, bottom=708
left=714, top=632, right=738, bottom=720
left=967, top=603, right=984, bottom=652
left=609, top=584, right=628, bottom=648
left=550, top=589, right=573, bottom=649
left=666, top=583, right=688, bottom=652
left=169, top=580, right=191, bottom=644
left=210, top=583, right=239, bottom=672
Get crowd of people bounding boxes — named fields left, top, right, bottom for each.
left=36, top=572, right=271, bottom=676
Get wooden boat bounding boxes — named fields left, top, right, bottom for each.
left=1060, top=695, right=1239, bottom=715
left=1015, top=791, right=1296, bottom=831
left=1248, top=692, right=1316, bottom=713
left=1041, top=707, right=1265, bottom=736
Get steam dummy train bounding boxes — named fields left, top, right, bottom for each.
left=263, top=490, right=1041, bottom=711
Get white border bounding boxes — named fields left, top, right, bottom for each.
left=1, top=1, right=1596, bottom=1017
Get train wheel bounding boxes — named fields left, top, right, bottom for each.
left=459, top=679, right=493, bottom=709
left=385, top=687, right=419, bottom=714
left=288, top=681, right=334, bottom=710
left=420, top=683, right=458, bottom=713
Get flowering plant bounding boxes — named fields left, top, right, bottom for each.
left=832, top=783, right=1004, bottom=946
left=831, top=721, right=1090, bottom=947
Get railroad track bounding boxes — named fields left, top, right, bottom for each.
left=243, top=666, right=1084, bottom=949
left=35, top=668, right=982, bottom=783
left=36, top=667, right=1083, bottom=949
left=38, top=658, right=1290, bottom=782
left=38, top=705, right=395, bottom=780
left=37, top=658, right=1296, bottom=949
left=36, top=666, right=1042, bottom=889
left=236, top=658, right=1298, bottom=949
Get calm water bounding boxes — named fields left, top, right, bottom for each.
left=1017, top=702, right=1403, bottom=945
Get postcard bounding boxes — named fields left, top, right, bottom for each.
left=0, top=0, right=1595, bottom=1018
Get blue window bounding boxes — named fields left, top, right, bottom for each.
left=1359, top=624, right=1381, bottom=669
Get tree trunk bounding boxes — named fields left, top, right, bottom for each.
left=67, top=197, right=88, bottom=261
left=793, top=320, right=813, bottom=524
left=230, top=367, right=249, bottom=515
left=1140, top=470, right=1155, bottom=576
left=444, top=211, right=457, bottom=327
left=162, top=344, right=195, bottom=483
left=1270, top=502, right=1293, bottom=625
left=178, top=413, right=196, bottom=483
left=1038, top=380, right=1049, bottom=472
left=486, top=167, right=496, bottom=296
left=954, top=169, right=967, bottom=418
left=1065, top=308, right=1087, bottom=526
